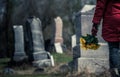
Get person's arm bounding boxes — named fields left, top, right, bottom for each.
left=92, top=0, right=107, bottom=36
left=92, top=0, right=107, bottom=24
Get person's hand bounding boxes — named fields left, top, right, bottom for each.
left=91, top=23, right=99, bottom=36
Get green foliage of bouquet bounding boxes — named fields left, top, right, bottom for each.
left=80, top=34, right=100, bottom=50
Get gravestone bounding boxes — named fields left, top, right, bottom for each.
left=13, top=25, right=27, bottom=62
left=73, top=5, right=109, bottom=74
left=54, top=16, right=63, bottom=53
left=72, top=35, right=77, bottom=48
left=54, top=43, right=63, bottom=54
left=54, top=16, right=63, bottom=44
left=26, top=16, right=54, bottom=67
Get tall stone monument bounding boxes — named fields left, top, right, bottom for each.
left=26, top=16, right=54, bottom=67
left=73, top=5, right=109, bottom=74
left=54, top=16, right=63, bottom=53
left=13, top=25, right=27, bottom=62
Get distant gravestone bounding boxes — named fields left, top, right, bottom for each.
left=54, top=16, right=63, bottom=44
left=74, top=5, right=109, bottom=74
left=26, top=17, right=54, bottom=67
left=71, top=35, right=76, bottom=48
left=13, top=25, right=27, bottom=62
left=54, top=16, right=63, bottom=53
left=54, top=43, right=63, bottom=54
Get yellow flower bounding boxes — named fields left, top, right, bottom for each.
left=87, top=43, right=100, bottom=50
left=80, top=38, right=86, bottom=44
left=81, top=45, right=88, bottom=50
left=92, top=44, right=100, bottom=50
left=80, top=34, right=100, bottom=51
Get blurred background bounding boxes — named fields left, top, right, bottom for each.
left=0, top=0, right=96, bottom=58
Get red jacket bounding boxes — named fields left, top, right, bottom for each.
left=93, top=0, right=120, bottom=42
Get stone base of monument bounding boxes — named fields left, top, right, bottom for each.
left=77, top=58, right=109, bottom=74
left=33, top=52, right=54, bottom=67
left=55, top=38, right=63, bottom=44
left=80, top=43, right=109, bottom=58
left=33, top=52, right=48, bottom=60
left=33, top=59, right=52, bottom=67
left=74, top=43, right=110, bottom=74
left=13, top=52, right=28, bottom=62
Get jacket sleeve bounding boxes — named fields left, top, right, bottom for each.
left=92, top=0, right=107, bottom=24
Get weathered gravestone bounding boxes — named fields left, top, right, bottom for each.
left=13, top=25, right=27, bottom=62
left=26, top=16, right=54, bottom=67
left=54, top=16, right=63, bottom=53
left=73, top=5, right=109, bottom=74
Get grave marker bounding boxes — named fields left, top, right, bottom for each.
left=13, top=25, right=27, bottom=61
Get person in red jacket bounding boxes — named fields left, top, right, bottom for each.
left=92, top=0, right=120, bottom=77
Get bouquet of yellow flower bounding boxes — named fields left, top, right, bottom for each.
left=80, top=34, right=100, bottom=50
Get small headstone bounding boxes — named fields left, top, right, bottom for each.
left=71, top=35, right=77, bottom=48
left=13, top=25, right=27, bottom=62
left=50, top=55, right=55, bottom=67
left=54, top=43, right=63, bottom=54
left=47, top=52, right=54, bottom=66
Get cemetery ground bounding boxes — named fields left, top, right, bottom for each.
left=0, top=52, right=74, bottom=77
left=0, top=51, right=111, bottom=77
